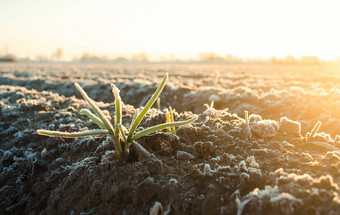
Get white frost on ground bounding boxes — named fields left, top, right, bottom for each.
left=62, top=157, right=97, bottom=176
left=0, top=146, right=38, bottom=180
left=242, top=186, right=302, bottom=215
left=246, top=156, right=259, bottom=169
left=270, top=192, right=303, bottom=215
left=100, top=150, right=116, bottom=164
left=279, top=116, right=301, bottom=136
left=203, top=163, right=213, bottom=176
left=245, top=114, right=279, bottom=138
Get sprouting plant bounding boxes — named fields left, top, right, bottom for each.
left=202, top=100, right=215, bottom=116
left=165, top=106, right=176, bottom=135
left=203, top=101, right=214, bottom=110
left=37, top=73, right=198, bottom=160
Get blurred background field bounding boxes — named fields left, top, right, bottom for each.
left=1, top=62, right=339, bottom=137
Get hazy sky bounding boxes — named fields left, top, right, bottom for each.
left=1, top=0, right=339, bottom=60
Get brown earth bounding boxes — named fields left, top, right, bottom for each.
left=0, top=63, right=340, bottom=215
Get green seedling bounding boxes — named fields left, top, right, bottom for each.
left=165, top=106, right=176, bottom=135
left=37, top=73, right=197, bottom=160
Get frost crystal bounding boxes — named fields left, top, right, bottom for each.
left=246, top=156, right=259, bottom=168
left=239, top=160, right=248, bottom=172
left=270, top=193, right=302, bottom=215
left=279, top=116, right=301, bottom=136
left=203, top=163, right=213, bottom=176
left=251, top=119, right=279, bottom=138
left=149, top=202, right=163, bottom=215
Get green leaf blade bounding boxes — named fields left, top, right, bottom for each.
left=127, top=73, right=168, bottom=142
left=79, top=109, right=107, bottom=129
left=37, top=129, right=109, bottom=138
left=131, top=115, right=198, bottom=141
left=118, top=123, right=128, bottom=144
left=74, top=83, right=115, bottom=135
left=111, top=84, right=122, bottom=135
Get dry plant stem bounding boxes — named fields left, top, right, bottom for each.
left=210, top=101, right=214, bottom=109
left=306, top=121, right=322, bottom=142
left=244, top=110, right=252, bottom=138
left=130, top=141, right=158, bottom=160
left=310, top=121, right=322, bottom=138
left=213, top=70, right=219, bottom=86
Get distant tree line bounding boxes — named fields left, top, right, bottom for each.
left=0, top=54, right=17, bottom=62
left=197, top=52, right=336, bottom=65
left=1, top=47, right=339, bottom=65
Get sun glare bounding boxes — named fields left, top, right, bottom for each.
left=0, top=0, right=339, bottom=61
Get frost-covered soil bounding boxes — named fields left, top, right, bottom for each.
left=0, top=63, right=340, bottom=215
